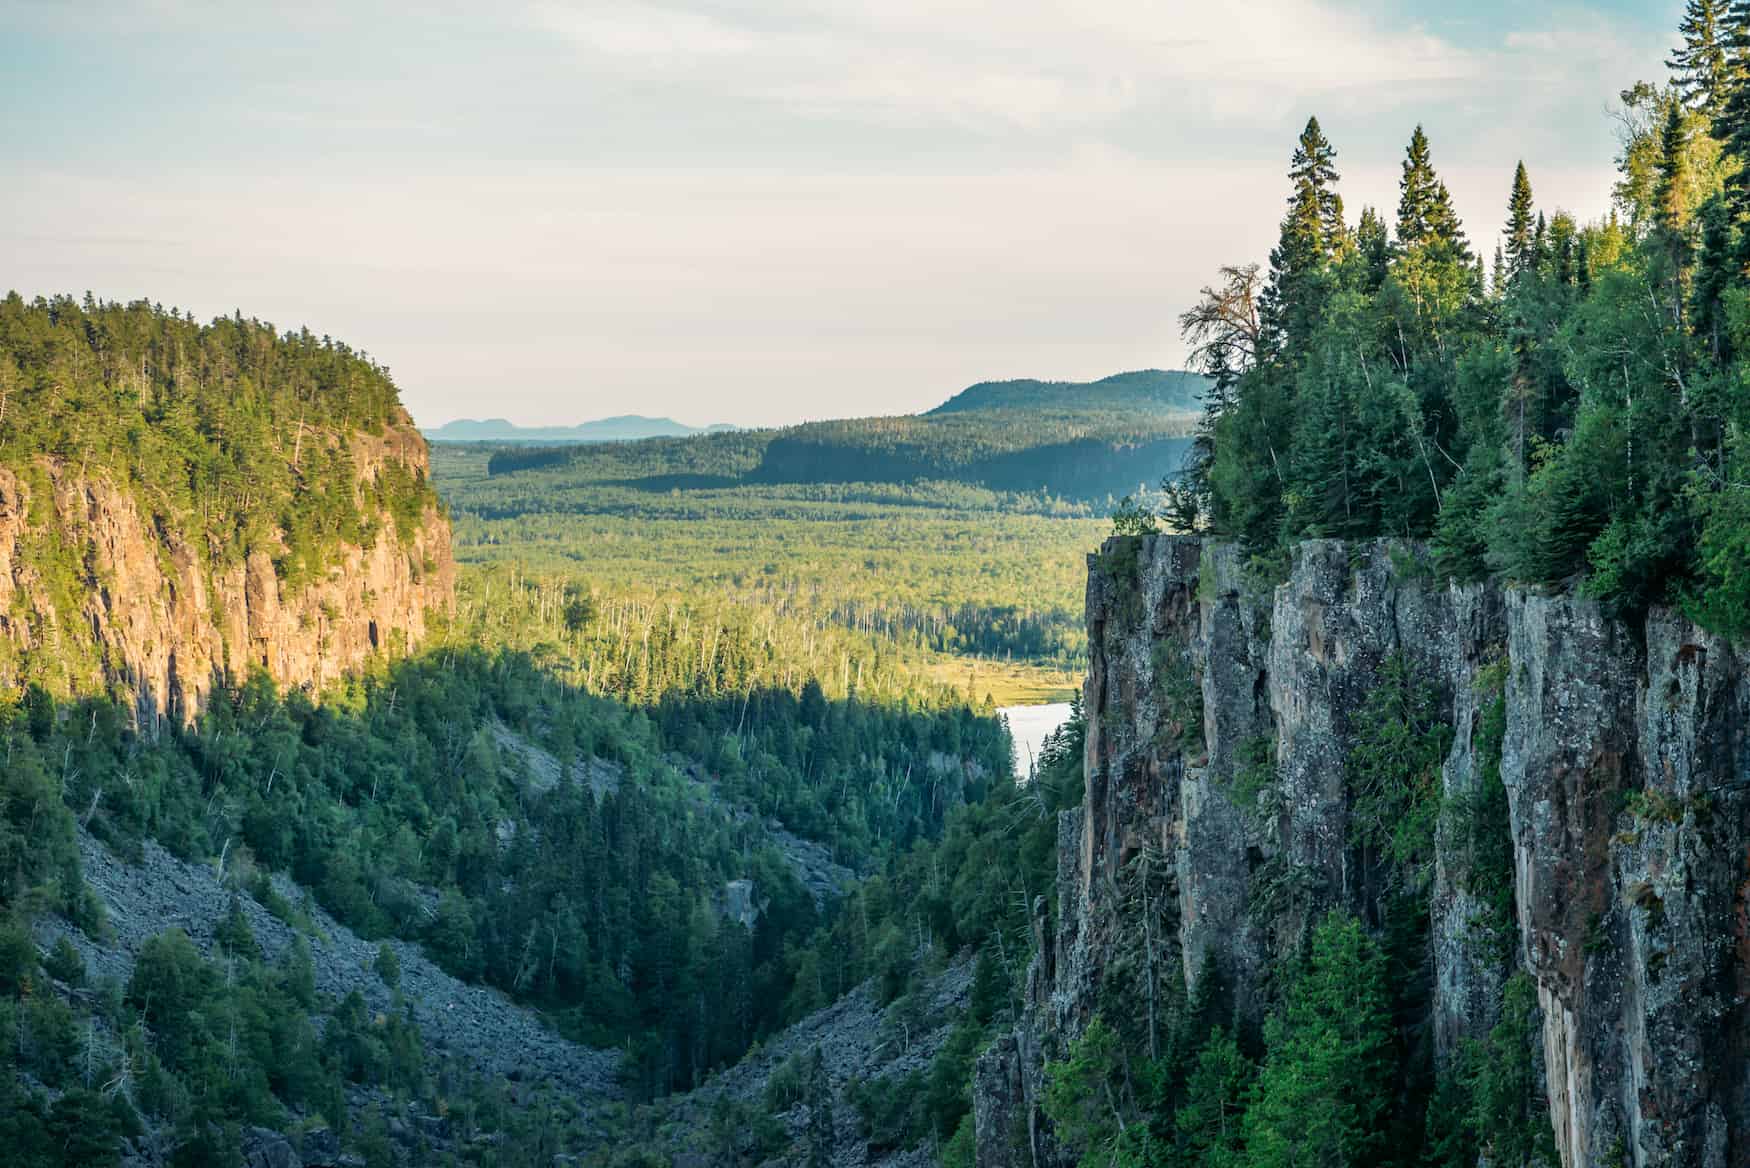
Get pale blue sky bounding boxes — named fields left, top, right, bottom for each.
left=2, top=1, right=1679, bottom=426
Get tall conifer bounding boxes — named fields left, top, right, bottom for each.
left=1716, top=2, right=1750, bottom=222
left=1504, top=163, right=1536, bottom=277
left=1670, top=0, right=1733, bottom=117
left=1264, top=117, right=1344, bottom=351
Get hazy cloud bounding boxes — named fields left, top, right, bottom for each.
left=0, top=0, right=1679, bottom=427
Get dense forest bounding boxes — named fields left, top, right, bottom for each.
left=431, top=372, right=1209, bottom=691
left=0, top=294, right=438, bottom=595
left=435, top=444, right=1101, bottom=692
left=0, top=291, right=1045, bottom=1164
left=0, top=624, right=1012, bottom=1163
left=1152, top=14, right=1750, bottom=639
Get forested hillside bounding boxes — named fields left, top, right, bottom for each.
left=478, top=368, right=1204, bottom=503
left=0, top=291, right=1028, bottom=1166
left=0, top=294, right=452, bottom=709
left=430, top=370, right=1205, bottom=700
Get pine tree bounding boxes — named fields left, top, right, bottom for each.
left=1355, top=206, right=1390, bottom=291
left=1504, top=163, right=1536, bottom=277
left=1244, top=912, right=1395, bottom=1168
left=1288, top=116, right=1344, bottom=236
left=1396, top=125, right=1441, bottom=248
left=805, top=1045, right=835, bottom=1168
left=1717, top=2, right=1750, bottom=222
left=1176, top=1027, right=1253, bottom=1167
left=1669, top=0, right=1733, bottom=117
left=1264, top=117, right=1344, bottom=352
left=1693, top=194, right=1734, bottom=357
left=1654, top=102, right=1695, bottom=232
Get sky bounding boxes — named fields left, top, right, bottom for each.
left=2, top=0, right=1680, bottom=428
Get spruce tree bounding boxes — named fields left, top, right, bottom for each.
left=1717, top=1, right=1750, bottom=223
left=805, top=1045, right=835, bottom=1168
left=1670, top=0, right=1733, bottom=117
left=1355, top=206, right=1390, bottom=291
left=1264, top=117, right=1344, bottom=352
left=1654, top=102, right=1694, bottom=232
left=1396, top=125, right=1440, bottom=248
left=1504, top=163, right=1536, bottom=277
left=1244, top=912, right=1395, bottom=1168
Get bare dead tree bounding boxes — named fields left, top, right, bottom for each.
left=1178, top=263, right=1264, bottom=381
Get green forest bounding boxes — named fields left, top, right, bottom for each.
left=0, top=630, right=1014, bottom=1164
left=434, top=444, right=1101, bottom=699
left=11, top=0, right=1750, bottom=1165
left=0, top=294, right=442, bottom=693
left=1154, top=24, right=1750, bottom=637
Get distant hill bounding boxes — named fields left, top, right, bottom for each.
left=928, top=369, right=1206, bottom=416
left=426, top=414, right=735, bottom=443
left=478, top=369, right=1212, bottom=505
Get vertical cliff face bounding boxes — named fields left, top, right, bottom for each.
left=0, top=414, right=454, bottom=719
left=974, top=535, right=1750, bottom=1168
left=1503, top=598, right=1749, bottom=1167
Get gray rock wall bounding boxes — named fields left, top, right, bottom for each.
left=974, top=534, right=1750, bottom=1168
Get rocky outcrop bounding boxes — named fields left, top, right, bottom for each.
left=43, top=830, right=622, bottom=1102
left=1502, top=598, right=1749, bottom=1167
left=0, top=416, right=453, bottom=719
left=974, top=534, right=1750, bottom=1168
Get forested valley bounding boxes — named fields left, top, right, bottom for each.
left=9, top=2, right=1750, bottom=1168
left=0, top=272, right=1105, bottom=1168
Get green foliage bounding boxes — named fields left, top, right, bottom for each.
left=481, top=370, right=1203, bottom=504
left=1428, top=973, right=1558, bottom=1168
left=0, top=293, right=441, bottom=694
left=439, top=444, right=1102, bottom=683
left=8, top=635, right=1011, bottom=1101
left=1347, top=653, right=1452, bottom=881
left=374, top=943, right=401, bottom=989
left=1113, top=495, right=1162, bottom=536
left=1044, top=1017, right=1144, bottom=1168
left=1182, top=70, right=1750, bottom=636
left=1225, top=735, right=1276, bottom=813
left=1244, top=912, right=1395, bottom=1168
left=42, top=935, right=85, bottom=986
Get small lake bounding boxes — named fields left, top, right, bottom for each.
left=998, top=702, right=1075, bottom=780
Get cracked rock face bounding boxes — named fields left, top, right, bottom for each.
left=1502, top=597, right=1750, bottom=1168
left=0, top=415, right=454, bottom=719
left=973, top=535, right=1750, bottom=1168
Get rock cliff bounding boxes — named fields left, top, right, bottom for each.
left=974, top=535, right=1750, bottom=1168
left=0, top=413, right=453, bottom=719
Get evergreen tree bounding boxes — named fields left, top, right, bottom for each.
left=1396, top=125, right=1443, bottom=248
left=805, top=1045, right=836, bottom=1168
left=1175, top=1028, right=1253, bottom=1167
left=1654, top=102, right=1695, bottom=234
left=1243, top=912, right=1395, bottom=1168
left=1669, top=0, right=1734, bottom=117
left=1717, top=1, right=1750, bottom=222
left=1355, top=206, right=1390, bottom=292
left=1264, top=117, right=1344, bottom=352
left=1504, top=163, right=1536, bottom=277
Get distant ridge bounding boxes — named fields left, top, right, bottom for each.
left=928, top=369, right=1205, bottom=416
left=479, top=368, right=1212, bottom=503
left=426, top=414, right=736, bottom=444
